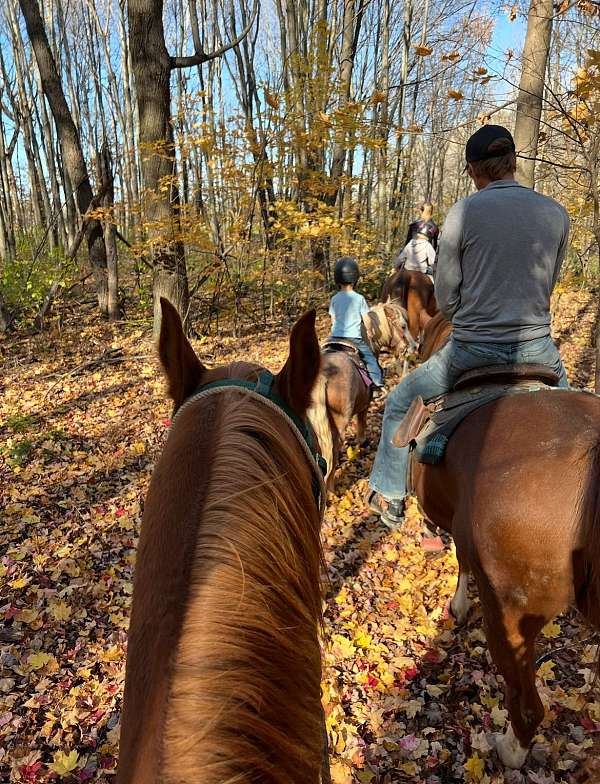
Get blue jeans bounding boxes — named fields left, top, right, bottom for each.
left=332, top=336, right=384, bottom=387
left=369, top=335, right=568, bottom=501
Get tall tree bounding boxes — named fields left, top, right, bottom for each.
left=513, top=0, right=554, bottom=188
left=17, top=0, right=110, bottom=313
left=128, top=0, right=257, bottom=336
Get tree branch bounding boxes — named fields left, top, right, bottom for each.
left=170, top=0, right=260, bottom=69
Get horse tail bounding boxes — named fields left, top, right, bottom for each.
left=307, top=373, right=334, bottom=489
left=578, top=440, right=600, bottom=677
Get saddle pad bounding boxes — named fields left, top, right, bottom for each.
left=407, top=382, right=557, bottom=465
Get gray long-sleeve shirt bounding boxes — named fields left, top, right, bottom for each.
left=434, top=180, right=569, bottom=343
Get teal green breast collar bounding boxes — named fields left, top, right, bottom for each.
left=174, top=370, right=327, bottom=513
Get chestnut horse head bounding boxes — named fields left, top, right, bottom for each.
left=380, top=268, right=438, bottom=340
left=117, top=300, right=327, bottom=784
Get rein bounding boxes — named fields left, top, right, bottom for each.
left=171, top=370, right=328, bottom=517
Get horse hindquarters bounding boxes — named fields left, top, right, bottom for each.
left=422, top=393, right=599, bottom=768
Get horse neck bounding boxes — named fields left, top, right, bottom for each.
left=118, top=395, right=324, bottom=784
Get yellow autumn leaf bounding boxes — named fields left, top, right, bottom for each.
left=330, top=634, right=355, bottom=658
left=354, top=630, right=372, bottom=649
left=346, top=445, right=360, bottom=461
left=49, top=601, right=72, bottom=622
left=414, top=45, right=433, bottom=56
left=442, top=51, right=461, bottom=62
left=380, top=670, right=395, bottom=687
left=537, top=660, right=556, bottom=681
left=330, top=762, right=352, bottom=784
left=448, top=89, right=465, bottom=100
left=10, top=576, right=30, bottom=589
left=542, top=621, right=561, bottom=638
left=464, top=752, right=485, bottom=781
left=49, top=750, right=79, bottom=776
left=28, top=652, right=53, bottom=671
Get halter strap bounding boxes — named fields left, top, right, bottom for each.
left=171, top=371, right=328, bottom=517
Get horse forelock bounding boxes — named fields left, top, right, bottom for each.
left=160, top=392, right=324, bottom=782
left=365, top=304, right=391, bottom=352
left=384, top=301, right=414, bottom=350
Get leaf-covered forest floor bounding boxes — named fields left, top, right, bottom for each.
left=1, top=287, right=599, bottom=783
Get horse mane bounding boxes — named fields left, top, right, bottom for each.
left=120, top=387, right=325, bottom=783
left=307, top=373, right=334, bottom=488
left=363, top=300, right=412, bottom=355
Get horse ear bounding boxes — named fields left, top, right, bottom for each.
left=276, top=309, right=321, bottom=418
left=158, top=298, right=206, bottom=411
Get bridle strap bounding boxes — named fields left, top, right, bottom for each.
left=171, top=374, right=327, bottom=518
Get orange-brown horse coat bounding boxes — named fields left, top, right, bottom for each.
left=117, top=301, right=326, bottom=784
left=309, top=303, right=415, bottom=492
left=411, top=390, right=600, bottom=766
left=381, top=268, right=438, bottom=340
left=378, top=305, right=600, bottom=768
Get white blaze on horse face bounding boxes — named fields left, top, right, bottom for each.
left=496, top=724, right=529, bottom=769
left=450, top=570, right=471, bottom=625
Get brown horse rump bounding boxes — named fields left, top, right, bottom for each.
left=322, top=339, right=372, bottom=388
left=395, top=372, right=581, bottom=466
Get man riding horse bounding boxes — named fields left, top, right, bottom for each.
left=367, top=124, right=570, bottom=527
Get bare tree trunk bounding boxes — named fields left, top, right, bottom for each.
left=376, top=0, right=390, bottom=243
left=128, top=0, right=189, bottom=337
left=513, top=0, right=553, bottom=188
left=98, top=143, right=120, bottom=321
left=390, top=0, right=412, bottom=213
left=17, top=0, right=109, bottom=313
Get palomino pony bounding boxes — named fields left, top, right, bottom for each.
left=383, top=306, right=600, bottom=768
left=309, top=303, right=415, bottom=491
left=117, top=300, right=328, bottom=784
left=381, top=267, right=438, bottom=340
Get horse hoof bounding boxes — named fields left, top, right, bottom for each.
left=496, top=725, right=529, bottom=769
left=448, top=597, right=471, bottom=625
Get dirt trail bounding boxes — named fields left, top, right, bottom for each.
left=0, top=289, right=598, bottom=783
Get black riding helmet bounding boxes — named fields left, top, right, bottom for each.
left=334, top=257, right=360, bottom=286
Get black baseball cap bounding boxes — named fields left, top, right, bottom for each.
left=465, top=124, right=515, bottom=164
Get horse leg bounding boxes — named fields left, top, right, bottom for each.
left=449, top=561, right=471, bottom=625
left=480, top=599, right=545, bottom=768
left=356, top=405, right=368, bottom=446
